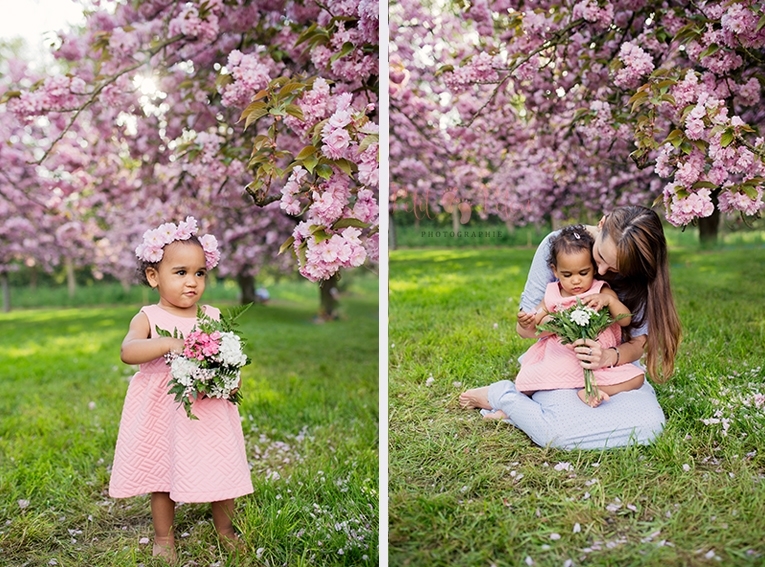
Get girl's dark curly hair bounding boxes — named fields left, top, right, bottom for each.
left=136, top=235, right=204, bottom=286
left=546, top=224, right=595, bottom=269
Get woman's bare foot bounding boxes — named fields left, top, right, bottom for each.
left=482, top=410, right=507, bottom=421
left=578, top=389, right=610, bottom=407
left=459, top=386, right=491, bottom=410
left=153, top=534, right=177, bottom=563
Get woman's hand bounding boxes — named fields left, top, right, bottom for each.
left=569, top=338, right=606, bottom=370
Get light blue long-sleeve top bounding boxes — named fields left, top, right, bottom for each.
left=484, top=231, right=665, bottom=449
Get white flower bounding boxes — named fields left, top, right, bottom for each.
left=570, top=308, right=591, bottom=326
left=170, top=357, right=201, bottom=387
left=217, top=332, right=248, bottom=367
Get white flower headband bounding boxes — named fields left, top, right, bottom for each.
left=135, top=216, right=220, bottom=269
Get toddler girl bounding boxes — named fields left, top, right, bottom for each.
left=492, top=225, right=645, bottom=414
left=109, top=217, right=253, bottom=561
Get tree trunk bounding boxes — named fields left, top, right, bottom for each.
left=237, top=273, right=257, bottom=305
left=65, top=257, right=76, bottom=299
left=318, top=272, right=340, bottom=321
left=452, top=207, right=460, bottom=235
left=29, top=264, right=38, bottom=290
left=698, top=190, right=720, bottom=248
left=1, top=272, right=10, bottom=313
left=389, top=209, right=397, bottom=251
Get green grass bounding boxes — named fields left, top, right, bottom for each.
left=388, top=245, right=765, bottom=566
left=4, top=270, right=376, bottom=311
left=391, top=214, right=765, bottom=250
left=0, top=274, right=378, bottom=566
left=391, top=216, right=551, bottom=249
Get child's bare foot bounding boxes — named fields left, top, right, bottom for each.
left=218, top=529, right=245, bottom=554
left=152, top=534, right=177, bottom=563
left=482, top=410, right=507, bottom=421
left=578, top=389, right=610, bottom=408
left=459, top=387, right=491, bottom=410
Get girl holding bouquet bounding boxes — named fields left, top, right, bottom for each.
left=492, top=225, right=644, bottom=411
left=109, top=217, right=252, bottom=561
left=460, top=206, right=681, bottom=449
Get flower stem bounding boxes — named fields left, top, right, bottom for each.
left=584, top=368, right=599, bottom=403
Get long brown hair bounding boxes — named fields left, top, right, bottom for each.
left=600, top=206, right=681, bottom=382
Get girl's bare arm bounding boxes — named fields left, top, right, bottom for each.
left=120, top=312, right=184, bottom=365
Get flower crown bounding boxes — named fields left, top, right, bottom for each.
left=135, top=216, right=221, bottom=269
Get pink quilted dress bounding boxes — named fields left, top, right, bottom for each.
left=109, top=304, right=253, bottom=503
left=515, top=281, right=643, bottom=392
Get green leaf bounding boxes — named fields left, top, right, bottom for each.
left=757, top=13, right=765, bottom=32
left=251, top=134, right=271, bottom=152
left=279, top=235, right=295, bottom=255
left=741, top=184, right=759, bottom=200
left=240, top=101, right=268, bottom=127
left=358, top=133, right=379, bottom=152
left=332, top=218, right=370, bottom=230
left=312, top=118, right=330, bottom=144
left=720, top=130, right=734, bottom=147
left=329, top=42, right=355, bottom=65
left=434, top=64, right=454, bottom=77
left=662, top=129, right=684, bottom=147
left=313, top=229, right=331, bottom=243
left=224, top=303, right=252, bottom=326
left=252, top=88, right=269, bottom=102
left=302, top=154, right=319, bottom=173
left=655, top=79, right=677, bottom=92
left=0, top=90, right=22, bottom=104
left=285, top=103, right=305, bottom=120
left=155, top=325, right=172, bottom=338
left=659, top=94, right=676, bottom=105
left=333, top=158, right=356, bottom=176
left=699, top=43, right=720, bottom=59
left=692, top=181, right=718, bottom=190
left=629, top=91, right=649, bottom=113
left=316, top=163, right=333, bottom=179
left=279, top=82, right=306, bottom=96
left=295, top=145, right=317, bottom=160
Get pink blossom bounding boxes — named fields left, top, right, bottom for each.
left=444, top=52, right=500, bottom=91
left=614, top=42, right=654, bottom=89
left=671, top=70, right=699, bottom=107
left=735, top=78, right=761, bottom=107
left=666, top=189, right=715, bottom=226
left=718, top=188, right=764, bottom=216
left=572, top=0, right=613, bottom=29
left=322, top=127, right=351, bottom=159
left=654, top=144, right=676, bottom=178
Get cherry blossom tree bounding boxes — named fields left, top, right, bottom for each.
left=390, top=0, right=764, bottom=244
left=2, top=0, right=379, bottom=313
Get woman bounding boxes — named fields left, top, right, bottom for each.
left=459, top=206, right=682, bottom=449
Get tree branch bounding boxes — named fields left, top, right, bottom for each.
left=33, top=34, right=185, bottom=166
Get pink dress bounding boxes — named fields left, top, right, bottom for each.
left=109, top=304, right=253, bottom=503
left=515, top=281, right=643, bottom=392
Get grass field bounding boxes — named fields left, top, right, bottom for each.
left=390, top=215, right=765, bottom=250
left=0, top=274, right=378, bottom=566
left=388, top=244, right=765, bottom=566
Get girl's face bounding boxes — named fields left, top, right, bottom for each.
left=145, top=241, right=207, bottom=313
left=552, top=248, right=596, bottom=297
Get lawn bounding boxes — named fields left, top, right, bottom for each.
left=388, top=244, right=765, bottom=566
left=0, top=273, right=378, bottom=566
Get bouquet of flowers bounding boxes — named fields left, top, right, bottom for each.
left=537, top=299, right=629, bottom=403
left=156, top=304, right=252, bottom=419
